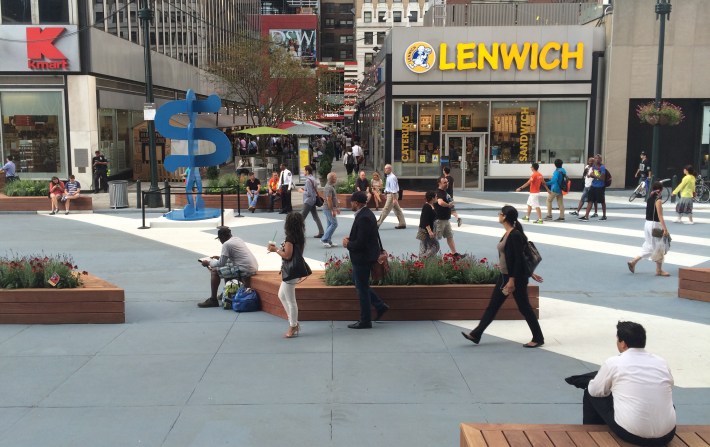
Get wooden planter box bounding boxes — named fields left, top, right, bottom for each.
left=335, top=190, right=425, bottom=210
left=0, top=274, right=125, bottom=324
left=678, top=268, right=710, bottom=303
left=250, top=271, right=538, bottom=321
left=0, top=193, right=93, bottom=212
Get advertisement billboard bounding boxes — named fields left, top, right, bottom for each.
left=261, top=15, right=318, bottom=67
left=0, top=25, right=80, bottom=72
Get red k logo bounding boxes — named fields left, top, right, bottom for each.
left=26, top=27, right=67, bottom=60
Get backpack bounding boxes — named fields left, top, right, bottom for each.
left=557, top=169, right=569, bottom=192
left=604, top=168, right=612, bottom=187
left=345, top=153, right=355, bottom=167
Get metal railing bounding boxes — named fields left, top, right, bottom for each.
left=424, top=2, right=598, bottom=27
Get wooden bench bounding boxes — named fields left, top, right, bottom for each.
left=336, top=190, right=425, bottom=210
left=0, top=194, right=93, bottom=212
left=0, top=274, right=125, bottom=324
left=460, top=424, right=710, bottom=447
left=678, top=268, right=710, bottom=303
left=251, top=271, right=538, bottom=321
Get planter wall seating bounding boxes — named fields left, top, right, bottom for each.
left=678, top=268, right=710, bottom=303
left=0, top=193, right=93, bottom=212
left=0, top=274, right=125, bottom=324
left=174, top=190, right=425, bottom=211
left=251, top=271, right=538, bottom=321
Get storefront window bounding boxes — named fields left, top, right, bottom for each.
left=490, top=101, right=537, bottom=165
left=39, top=0, right=70, bottom=23
left=539, top=101, right=587, bottom=164
left=393, top=101, right=440, bottom=177
left=417, top=100, right=441, bottom=164
left=1, top=91, right=66, bottom=177
left=98, top=108, right=140, bottom=176
left=1, top=0, right=31, bottom=23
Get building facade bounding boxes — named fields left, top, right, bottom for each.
left=0, top=0, right=259, bottom=188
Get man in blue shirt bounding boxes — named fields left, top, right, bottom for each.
left=579, top=154, right=608, bottom=221
left=1, top=155, right=17, bottom=182
left=544, top=159, right=567, bottom=221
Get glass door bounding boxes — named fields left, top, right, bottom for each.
left=445, top=133, right=485, bottom=191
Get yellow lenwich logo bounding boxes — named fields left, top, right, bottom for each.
left=404, top=41, right=436, bottom=73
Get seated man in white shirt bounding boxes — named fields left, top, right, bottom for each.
left=584, top=321, right=676, bottom=446
left=198, top=226, right=259, bottom=308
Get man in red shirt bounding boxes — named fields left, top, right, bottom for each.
left=516, top=162, right=549, bottom=224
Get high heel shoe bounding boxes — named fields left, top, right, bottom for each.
left=461, top=331, right=480, bottom=345
left=284, top=323, right=300, bottom=338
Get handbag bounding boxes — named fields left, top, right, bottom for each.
left=523, top=240, right=542, bottom=276
left=232, top=287, right=261, bottom=312
left=371, top=234, right=390, bottom=282
left=651, top=196, right=664, bottom=238
left=310, top=178, right=324, bottom=207
left=281, top=244, right=312, bottom=282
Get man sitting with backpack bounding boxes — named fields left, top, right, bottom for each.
left=544, top=159, right=567, bottom=221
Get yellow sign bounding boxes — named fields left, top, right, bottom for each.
left=406, top=41, right=584, bottom=73
left=519, top=107, right=531, bottom=162
left=401, top=116, right=413, bottom=162
left=404, top=41, right=436, bottom=74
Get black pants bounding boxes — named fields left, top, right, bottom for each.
left=94, top=170, right=108, bottom=192
left=280, top=186, right=292, bottom=212
left=269, top=193, right=280, bottom=211
left=471, top=274, right=544, bottom=344
left=583, top=390, right=675, bottom=446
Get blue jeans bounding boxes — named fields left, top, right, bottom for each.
left=248, top=191, right=259, bottom=208
left=352, top=262, right=385, bottom=324
left=321, top=207, right=338, bottom=244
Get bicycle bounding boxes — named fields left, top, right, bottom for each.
left=629, top=177, right=670, bottom=203
left=693, top=175, right=710, bottom=203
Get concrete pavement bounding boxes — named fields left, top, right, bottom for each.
left=1, top=172, right=709, bottom=446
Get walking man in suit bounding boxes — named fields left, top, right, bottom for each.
left=343, top=191, right=390, bottom=329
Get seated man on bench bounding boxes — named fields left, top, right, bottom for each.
left=583, top=321, right=676, bottom=446
left=198, top=226, right=258, bottom=308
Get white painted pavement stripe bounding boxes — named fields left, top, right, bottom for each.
left=446, top=295, right=710, bottom=388
left=401, top=209, right=710, bottom=246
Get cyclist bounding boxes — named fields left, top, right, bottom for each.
left=634, top=151, right=652, bottom=197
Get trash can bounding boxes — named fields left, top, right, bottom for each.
left=253, top=167, right=267, bottom=183
left=108, top=180, right=129, bottom=209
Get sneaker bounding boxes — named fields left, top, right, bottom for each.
left=533, top=219, right=543, bottom=224
left=328, top=242, right=338, bottom=247
left=457, top=218, right=462, bottom=227
left=591, top=213, right=598, bottom=218
left=569, top=211, right=578, bottom=216
left=453, top=253, right=467, bottom=259
left=64, top=211, right=69, bottom=215
left=197, top=298, right=219, bottom=308
left=578, top=216, right=589, bottom=221
left=684, top=221, right=695, bottom=225
left=544, top=216, right=553, bottom=221
left=554, top=217, right=565, bottom=221
left=673, top=218, right=681, bottom=223
left=49, top=210, right=56, bottom=215
left=522, top=216, right=530, bottom=222
left=599, top=216, right=607, bottom=221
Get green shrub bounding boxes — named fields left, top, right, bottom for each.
left=206, top=166, right=220, bottom=180
left=335, top=174, right=357, bottom=194
left=3, top=179, right=49, bottom=197
left=0, top=253, right=86, bottom=289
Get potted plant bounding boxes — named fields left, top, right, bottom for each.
left=636, top=101, right=685, bottom=126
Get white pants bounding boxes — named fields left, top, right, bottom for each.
left=639, top=220, right=662, bottom=260
left=278, top=279, right=299, bottom=327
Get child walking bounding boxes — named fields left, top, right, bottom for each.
left=516, top=162, right=549, bottom=224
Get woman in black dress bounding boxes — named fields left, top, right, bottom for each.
left=416, top=191, right=439, bottom=258
left=462, top=205, right=545, bottom=348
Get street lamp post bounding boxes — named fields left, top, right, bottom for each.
left=650, top=0, right=672, bottom=187
left=138, top=0, right=163, bottom=208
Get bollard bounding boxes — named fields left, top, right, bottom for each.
left=671, top=175, right=678, bottom=203
left=136, top=180, right=142, bottom=208
left=164, top=180, right=171, bottom=211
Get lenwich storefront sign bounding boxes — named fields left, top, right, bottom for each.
left=405, top=40, right=584, bottom=74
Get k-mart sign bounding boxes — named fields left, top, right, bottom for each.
left=0, top=25, right=80, bottom=72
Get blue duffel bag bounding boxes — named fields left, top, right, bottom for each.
left=232, top=287, right=260, bottom=312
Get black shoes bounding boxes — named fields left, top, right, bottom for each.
left=461, top=332, right=481, bottom=344
left=313, top=234, right=324, bottom=238
left=375, top=304, right=390, bottom=321
left=395, top=225, right=406, bottom=229
left=523, top=341, right=544, bottom=348
left=348, top=321, right=372, bottom=329
left=197, top=298, right=219, bottom=308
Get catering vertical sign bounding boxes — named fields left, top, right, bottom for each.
left=397, top=104, right=418, bottom=163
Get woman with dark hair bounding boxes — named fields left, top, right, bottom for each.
left=628, top=181, right=670, bottom=276
left=48, top=176, right=65, bottom=215
left=671, top=165, right=696, bottom=224
left=268, top=212, right=307, bottom=338
left=416, top=191, right=439, bottom=258
left=462, top=205, right=545, bottom=348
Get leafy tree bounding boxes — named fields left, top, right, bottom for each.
left=206, top=34, right=316, bottom=126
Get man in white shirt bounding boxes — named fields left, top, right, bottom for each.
left=570, top=157, right=597, bottom=216
left=278, top=163, right=293, bottom=214
left=376, top=164, right=406, bottom=229
left=584, top=321, right=676, bottom=446
left=351, top=140, right=363, bottom=171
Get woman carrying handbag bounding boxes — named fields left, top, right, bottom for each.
left=462, top=205, right=545, bottom=348
left=268, top=212, right=311, bottom=338
left=627, top=181, right=670, bottom=277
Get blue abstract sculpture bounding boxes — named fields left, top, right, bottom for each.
left=155, top=90, right=231, bottom=220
